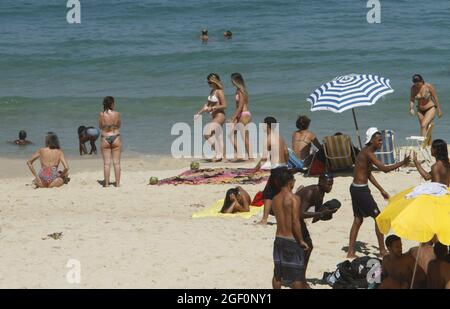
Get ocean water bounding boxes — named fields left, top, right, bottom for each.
left=1, top=0, right=449, bottom=157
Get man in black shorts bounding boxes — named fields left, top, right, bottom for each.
left=253, top=117, right=289, bottom=225
left=272, top=169, right=309, bottom=289
left=295, top=173, right=338, bottom=282
left=347, top=127, right=410, bottom=259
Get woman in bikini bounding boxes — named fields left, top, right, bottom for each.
left=220, top=186, right=251, bottom=213
left=194, top=73, right=227, bottom=162
left=27, top=132, right=69, bottom=188
left=413, top=139, right=450, bottom=186
left=292, top=115, right=322, bottom=167
left=409, top=74, right=443, bottom=137
left=99, top=96, right=122, bottom=187
left=229, top=73, right=252, bottom=161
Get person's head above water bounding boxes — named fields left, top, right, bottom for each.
left=431, top=139, right=449, bottom=166
left=385, top=234, right=402, bottom=256
left=365, top=127, right=382, bottom=149
left=318, top=173, right=333, bottom=193
left=202, top=29, right=208, bottom=36
left=224, top=30, right=232, bottom=39
left=296, top=115, right=311, bottom=130
left=412, top=74, right=425, bottom=86
left=18, top=130, right=27, bottom=140
left=231, top=72, right=247, bottom=95
left=207, top=73, right=223, bottom=90
left=103, top=96, right=115, bottom=112
left=45, top=132, right=60, bottom=150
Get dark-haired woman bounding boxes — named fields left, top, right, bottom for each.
left=413, top=139, right=449, bottom=186
left=99, top=96, right=122, bottom=187
left=409, top=74, right=443, bottom=137
left=194, top=73, right=227, bottom=162
left=292, top=115, right=322, bottom=166
left=27, top=132, right=69, bottom=188
left=220, top=186, right=251, bottom=213
left=229, top=73, right=252, bottom=161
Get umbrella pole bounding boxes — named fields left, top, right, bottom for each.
left=410, top=243, right=422, bottom=289
left=352, top=109, right=363, bottom=149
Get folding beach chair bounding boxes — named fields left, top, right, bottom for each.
left=375, top=130, right=398, bottom=166
left=405, top=123, right=434, bottom=165
left=323, top=135, right=356, bottom=172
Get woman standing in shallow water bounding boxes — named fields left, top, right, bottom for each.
left=194, top=73, right=227, bottom=162
left=409, top=74, right=443, bottom=136
left=99, top=96, right=122, bottom=187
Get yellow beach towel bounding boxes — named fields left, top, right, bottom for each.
left=192, top=199, right=263, bottom=219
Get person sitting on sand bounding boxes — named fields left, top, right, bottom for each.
left=272, top=169, right=309, bottom=289
left=27, top=132, right=69, bottom=188
left=78, top=126, right=100, bottom=156
left=292, top=116, right=322, bottom=167
left=413, top=139, right=449, bottom=186
left=254, top=117, right=289, bottom=225
left=379, top=235, right=426, bottom=289
left=347, top=127, right=410, bottom=259
left=294, top=173, right=337, bottom=282
left=427, top=242, right=450, bottom=289
left=13, top=130, right=33, bottom=145
left=220, top=186, right=251, bottom=213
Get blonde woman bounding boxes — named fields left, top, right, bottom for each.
left=229, top=73, right=252, bottom=161
left=194, top=73, right=227, bottom=162
left=409, top=74, right=443, bottom=136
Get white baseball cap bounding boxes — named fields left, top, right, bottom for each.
left=365, top=127, right=380, bottom=145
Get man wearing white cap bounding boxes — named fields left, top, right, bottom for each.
left=347, top=127, right=410, bottom=259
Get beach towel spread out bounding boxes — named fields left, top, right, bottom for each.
left=192, top=199, right=263, bottom=219
left=405, top=182, right=449, bottom=199
left=158, top=168, right=269, bottom=185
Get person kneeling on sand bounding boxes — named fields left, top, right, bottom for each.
left=27, top=132, right=69, bottom=188
left=347, top=127, right=410, bottom=259
left=379, top=235, right=426, bottom=289
left=220, top=186, right=251, bottom=213
left=272, top=169, right=309, bottom=289
left=295, top=173, right=339, bottom=284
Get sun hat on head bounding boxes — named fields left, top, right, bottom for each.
left=365, top=127, right=380, bottom=145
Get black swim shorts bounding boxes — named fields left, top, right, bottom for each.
left=273, top=236, right=306, bottom=283
left=349, top=184, right=381, bottom=218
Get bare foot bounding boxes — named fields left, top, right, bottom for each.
left=211, top=157, right=222, bottom=163
left=256, top=218, right=268, bottom=225
left=346, top=252, right=359, bottom=260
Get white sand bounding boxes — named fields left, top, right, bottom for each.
left=0, top=155, right=425, bottom=288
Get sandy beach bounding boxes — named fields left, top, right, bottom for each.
left=0, top=155, right=424, bottom=289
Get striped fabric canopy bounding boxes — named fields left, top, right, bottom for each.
left=307, top=74, right=394, bottom=113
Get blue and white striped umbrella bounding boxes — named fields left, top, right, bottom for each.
left=307, top=74, right=394, bottom=113
left=307, top=74, right=394, bottom=148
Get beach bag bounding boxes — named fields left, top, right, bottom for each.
left=324, top=259, right=374, bottom=289
left=250, top=191, right=264, bottom=207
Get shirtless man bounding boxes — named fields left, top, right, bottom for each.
left=379, top=235, right=426, bottom=289
left=272, top=169, right=309, bottom=289
left=295, top=173, right=336, bottom=278
left=13, top=130, right=33, bottom=145
left=413, top=139, right=450, bottom=186
left=347, top=127, right=410, bottom=258
left=254, top=117, right=289, bottom=225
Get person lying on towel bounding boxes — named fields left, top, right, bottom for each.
left=220, top=186, right=251, bottom=213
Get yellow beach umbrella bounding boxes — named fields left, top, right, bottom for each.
left=376, top=187, right=450, bottom=245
